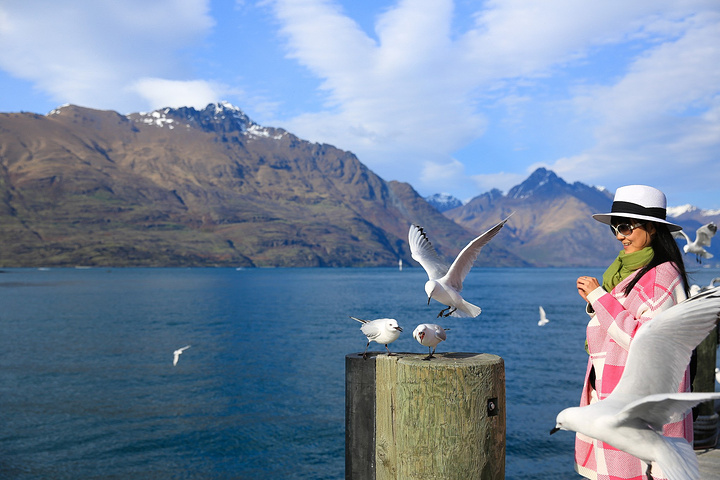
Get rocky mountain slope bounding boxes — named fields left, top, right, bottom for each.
left=3, top=103, right=714, bottom=269
left=0, top=103, right=523, bottom=268
left=443, top=168, right=719, bottom=268
left=444, top=168, right=624, bottom=267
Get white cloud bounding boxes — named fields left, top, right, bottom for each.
left=131, top=78, right=228, bottom=111
left=1, top=0, right=718, bottom=206
left=549, top=11, right=720, bottom=195
left=470, top=171, right=526, bottom=197
left=415, top=158, right=469, bottom=196
left=0, top=0, right=215, bottom=112
left=266, top=0, right=720, bottom=202
left=268, top=0, right=487, bottom=178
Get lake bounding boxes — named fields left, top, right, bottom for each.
left=1, top=266, right=718, bottom=479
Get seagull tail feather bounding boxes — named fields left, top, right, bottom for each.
left=451, top=302, right=482, bottom=318
left=654, top=437, right=698, bottom=480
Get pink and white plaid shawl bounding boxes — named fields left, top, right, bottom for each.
left=574, top=261, right=691, bottom=480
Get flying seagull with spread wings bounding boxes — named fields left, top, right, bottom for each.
left=408, top=214, right=512, bottom=318
left=673, top=222, right=717, bottom=263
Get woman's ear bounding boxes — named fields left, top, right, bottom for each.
left=646, top=222, right=657, bottom=235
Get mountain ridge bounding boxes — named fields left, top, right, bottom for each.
left=443, top=167, right=720, bottom=268
left=1, top=103, right=716, bottom=268
left=0, top=103, right=524, bottom=268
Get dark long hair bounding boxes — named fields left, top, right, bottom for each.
left=623, top=222, right=689, bottom=297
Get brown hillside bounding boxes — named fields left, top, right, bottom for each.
left=0, top=104, right=524, bottom=268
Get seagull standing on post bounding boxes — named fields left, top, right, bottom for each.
left=408, top=214, right=512, bottom=318
left=413, top=323, right=448, bottom=360
left=350, top=316, right=403, bottom=359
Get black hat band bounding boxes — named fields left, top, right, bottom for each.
left=611, top=201, right=666, bottom=220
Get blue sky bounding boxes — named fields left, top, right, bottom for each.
left=1, top=0, right=719, bottom=209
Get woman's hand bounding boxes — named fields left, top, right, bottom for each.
left=577, top=276, right=600, bottom=302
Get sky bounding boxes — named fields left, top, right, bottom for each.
left=1, top=0, right=719, bottom=209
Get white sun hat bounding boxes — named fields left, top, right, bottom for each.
left=592, top=185, right=682, bottom=232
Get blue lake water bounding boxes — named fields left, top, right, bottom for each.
left=1, top=266, right=719, bottom=479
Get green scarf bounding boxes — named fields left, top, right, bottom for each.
left=602, top=246, right=654, bottom=292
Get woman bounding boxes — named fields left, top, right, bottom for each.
left=574, top=185, right=691, bottom=480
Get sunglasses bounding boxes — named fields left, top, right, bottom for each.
left=610, top=222, right=644, bottom=238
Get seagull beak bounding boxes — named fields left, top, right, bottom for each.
left=549, top=426, right=560, bottom=435
left=396, top=326, right=403, bottom=332
left=427, top=297, right=431, bottom=305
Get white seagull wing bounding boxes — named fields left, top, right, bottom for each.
left=360, top=321, right=382, bottom=340
left=695, top=223, right=717, bottom=247
left=615, top=392, right=720, bottom=431
left=444, top=214, right=512, bottom=291
left=672, top=230, right=690, bottom=244
left=408, top=224, right=449, bottom=280
left=610, top=287, right=720, bottom=398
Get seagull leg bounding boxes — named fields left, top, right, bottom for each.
left=362, top=341, right=370, bottom=360
left=442, top=307, right=457, bottom=317
left=437, top=306, right=451, bottom=317
left=385, top=344, right=396, bottom=356
left=423, top=346, right=435, bottom=361
left=645, top=463, right=654, bottom=480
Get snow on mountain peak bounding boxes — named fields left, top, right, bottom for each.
left=214, top=101, right=243, bottom=115
left=666, top=204, right=698, bottom=218
left=507, top=167, right=563, bottom=199
left=425, top=193, right=463, bottom=212
left=48, top=104, right=71, bottom=116
left=135, top=108, right=179, bottom=129
left=666, top=204, right=720, bottom=219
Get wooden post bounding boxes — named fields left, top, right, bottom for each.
left=346, top=352, right=378, bottom=479
left=346, top=352, right=505, bottom=480
left=693, top=325, right=719, bottom=449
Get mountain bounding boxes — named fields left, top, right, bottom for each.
left=667, top=205, right=720, bottom=226
left=425, top=193, right=463, bottom=212
left=5, top=104, right=712, bottom=269
left=444, top=168, right=620, bottom=267
left=0, top=103, right=524, bottom=268
left=445, top=168, right=720, bottom=269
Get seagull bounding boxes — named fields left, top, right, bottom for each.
left=551, top=287, right=720, bottom=480
left=173, top=345, right=191, bottom=366
left=408, top=214, right=512, bottom=318
left=350, top=316, right=403, bottom=360
left=673, top=223, right=717, bottom=263
left=413, top=323, right=449, bottom=360
left=538, top=306, right=549, bottom=326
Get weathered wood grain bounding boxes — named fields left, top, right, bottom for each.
left=347, top=352, right=505, bottom=480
